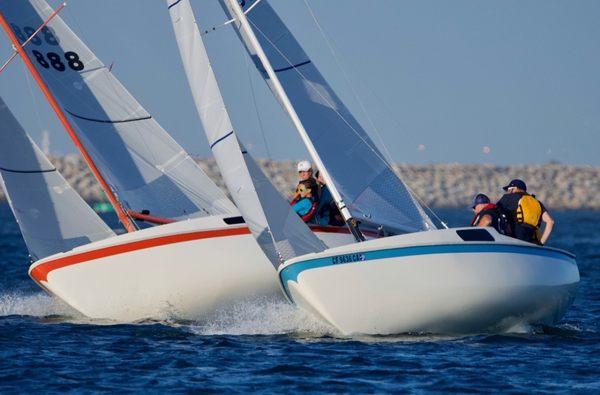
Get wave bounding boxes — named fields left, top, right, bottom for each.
left=188, top=296, right=335, bottom=337
left=0, top=291, right=78, bottom=318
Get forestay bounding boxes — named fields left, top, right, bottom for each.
left=166, top=0, right=325, bottom=265
left=220, top=0, right=435, bottom=234
left=0, top=97, right=115, bottom=261
left=0, top=0, right=237, bottom=221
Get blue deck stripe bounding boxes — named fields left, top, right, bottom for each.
left=209, top=131, right=234, bottom=149
left=279, top=243, right=576, bottom=287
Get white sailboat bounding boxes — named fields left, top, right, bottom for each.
left=200, top=0, right=579, bottom=334
left=0, top=0, right=357, bottom=321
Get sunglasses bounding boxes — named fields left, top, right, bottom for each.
left=296, top=186, right=310, bottom=192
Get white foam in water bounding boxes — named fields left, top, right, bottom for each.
left=0, top=292, right=78, bottom=318
left=189, top=297, right=336, bottom=336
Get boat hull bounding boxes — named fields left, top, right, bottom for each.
left=29, top=217, right=356, bottom=322
left=279, top=228, right=579, bottom=335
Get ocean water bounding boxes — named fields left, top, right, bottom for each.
left=0, top=205, right=598, bottom=393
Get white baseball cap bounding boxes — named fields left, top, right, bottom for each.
left=297, top=160, right=312, bottom=172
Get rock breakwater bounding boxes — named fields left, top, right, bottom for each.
left=2, top=156, right=597, bottom=210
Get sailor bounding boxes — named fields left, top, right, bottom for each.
left=496, top=179, right=554, bottom=245
left=314, top=170, right=344, bottom=226
left=292, top=160, right=318, bottom=202
left=470, top=193, right=502, bottom=232
left=291, top=179, right=318, bottom=222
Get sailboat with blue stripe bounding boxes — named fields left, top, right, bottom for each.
left=205, top=0, right=579, bottom=335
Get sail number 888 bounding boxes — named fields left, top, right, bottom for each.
left=32, top=50, right=84, bottom=71
left=10, top=23, right=84, bottom=72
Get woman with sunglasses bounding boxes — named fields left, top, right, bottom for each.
left=290, top=179, right=318, bottom=222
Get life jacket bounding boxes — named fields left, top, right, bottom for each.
left=516, top=194, right=542, bottom=228
left=470, top=203, right=498, bottom=226
left=471, top=203, right=511, bottom=235
left=290, top=197, right=318, bottom=223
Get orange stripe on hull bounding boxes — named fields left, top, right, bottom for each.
left=30, top=227, right=251, bottom=282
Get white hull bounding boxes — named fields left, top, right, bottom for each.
left=29, top=216, right=355, bottom=322
left=279, top=228, right=579, bottom=335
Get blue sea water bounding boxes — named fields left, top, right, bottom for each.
left=0, top=205, right=598, bottom=393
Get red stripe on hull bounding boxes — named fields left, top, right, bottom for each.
left=30, top=227, right=251, bottom=282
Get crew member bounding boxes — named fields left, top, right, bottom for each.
left=290, top=179, right=318, bottom=222
left=470, top=193, right=501, bottom=232
left=314, top=170, right=343, bottom=226
left=292, top=160, right=318, bottom=202
left=496, top=179, right=554, bottom=245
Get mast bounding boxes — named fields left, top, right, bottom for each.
left=0, top=11, right=136, bottom=233
left=225, top=0, right=364, bottom=242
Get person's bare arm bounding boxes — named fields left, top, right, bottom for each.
left=539, top=211, right=554, bottom=245
left=477, top=214, right=492, bottom=227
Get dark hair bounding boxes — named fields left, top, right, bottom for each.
left=315, top=170, right=320, bottom=178
left=298, top=179, right=314, bottom=190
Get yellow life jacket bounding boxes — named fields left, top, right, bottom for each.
left=516, top=195, right=542, bottom=228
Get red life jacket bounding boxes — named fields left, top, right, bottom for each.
left=471, top=203, right=498, bottom=226
left=290, top=197, right=318, bottom=223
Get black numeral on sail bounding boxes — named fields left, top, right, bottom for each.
left=47, top=52, right=65, bottom=71
left=65, top=51, right=84, bottom=71
left=31, top=51, right=84, bottom=72
left=10, top=23, right=59, bottom=45
left=42, top=27, right=59, bottom=45
left=10, top=23, right=26, bottom=43
left=32, top=50, right=49, bottom=69
left=23, top=27, right=42, bottom=45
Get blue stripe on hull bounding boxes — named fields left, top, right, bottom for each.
left=279, top=244, right=576, bottom=288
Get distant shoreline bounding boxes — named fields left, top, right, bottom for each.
left=2, top=156, right=598, bottom=210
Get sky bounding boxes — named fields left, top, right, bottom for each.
left=1, top=0, right=599, bottom=165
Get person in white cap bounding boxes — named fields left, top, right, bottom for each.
left=297, top=160, right=313, bottom=181
left=292, top=160, right=318, bottom=203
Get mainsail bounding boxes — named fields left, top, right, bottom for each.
left=166, top=0, right=325, bottom=265
left=220, top=0, right=436, bottom=234
left=0, top=0, right=237, bottom=225
left=0, top=97, right=115, bottom=261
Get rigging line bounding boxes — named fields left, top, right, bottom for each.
left=301, top=2, right=439, bottom=224
left=30, top=66, right=213, bottom=219
left=199, top=0, right=263, bottom=37
left=21, top=26, right=206, bottom=207
left=244, top=52, right=273, bottom=160
left=396, top=169, right=448, bottom=229
left=246, top=17, right=440, bottom=227
left=247, top=18, right=392, bottom=170
left=301, top=0, right=395, bottom=166
left=0, top=2, right=66, bottom=74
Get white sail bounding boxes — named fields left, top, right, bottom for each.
left=166, top=0, right=325, bottom=265
left=0, top=0, right=237, bottom=222
left=220, top=0, right=436, bottom=234
left=0, top=97, right=115, bottom=261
